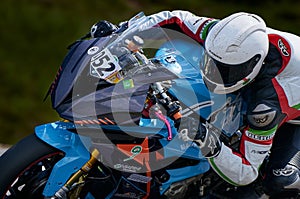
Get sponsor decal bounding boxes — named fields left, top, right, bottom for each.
left=192, top=18, right=201, bottom=26
left=248, top=111, right=276, bottom=128
left=122, top=79, right=135, bottom=89
left=253, top=115, right=268, bottom=124
left=123, top=145, right=142, bottom=162
left=250, top=149, right=268, bottom=155
left=114, top=192, right=140, bottom=199
left=113, top=163, right=142, bottom=173
left=87, top=46, right=99, bottom=55
left=278, top=39, right=290, bottom=57
left=246, top=131, right=274, bottom=141
left=185, top=16, right=204, bottom=34
left=273, top=167, right=294, bottom=177
left=208, top=49, right=222, bottom=60
left=127, top=173, right=152, bottom=183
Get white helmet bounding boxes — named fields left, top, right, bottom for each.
left=201, top=12, right=269, bottom=94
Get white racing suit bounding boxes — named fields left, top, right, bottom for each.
left=145, top=10, right=300, bottom=195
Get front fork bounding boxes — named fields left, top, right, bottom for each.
left=35, top=121, right=99, bottom=198
left=52, top=149, right=100, bottom=199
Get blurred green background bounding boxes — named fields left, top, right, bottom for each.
left=0, top=0, right=300, bottom=144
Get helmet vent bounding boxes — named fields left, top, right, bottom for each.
left=231, top=22, right=266, bottom=47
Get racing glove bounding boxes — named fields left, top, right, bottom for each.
left=178, top=117, right=221, bottom=158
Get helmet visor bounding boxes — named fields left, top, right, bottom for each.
left=200, top=53, right=261, bottom=87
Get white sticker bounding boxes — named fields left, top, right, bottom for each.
left=87, top=46, right=99, bottom=55
left=90, top=48, right=121, bottom=80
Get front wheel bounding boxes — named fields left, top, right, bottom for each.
left=0, top=133, right=64, bottom=199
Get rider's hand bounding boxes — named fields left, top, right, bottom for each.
left=194, top=122, right=221, bottom=158
left=90, top=20, right=117, bottom=38
left=178, top=118, right=221, bottom=158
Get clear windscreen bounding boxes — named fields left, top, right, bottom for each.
left=84, top=12, right=204, bottom=85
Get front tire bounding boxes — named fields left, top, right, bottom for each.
left=0, top=133, right=64, bottom=199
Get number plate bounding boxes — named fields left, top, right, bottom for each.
left=90, top=48, right=122, bottom=82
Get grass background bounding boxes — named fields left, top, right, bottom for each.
left=1, top=0, right=300, bottom=144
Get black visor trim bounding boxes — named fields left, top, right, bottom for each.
left=202, top=54, right=261, bottom=86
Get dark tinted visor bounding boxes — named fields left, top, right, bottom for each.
left=201, top=54, right=261, bottom=86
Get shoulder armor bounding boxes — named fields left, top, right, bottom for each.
left=247, top=104, right=277, bottom=129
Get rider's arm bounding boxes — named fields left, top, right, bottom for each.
left=146, top=10, right=218, bottom=44
left=209, top=103, right=285, bottom=185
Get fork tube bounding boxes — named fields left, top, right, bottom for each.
left=53, top=149, right=100, bottom=199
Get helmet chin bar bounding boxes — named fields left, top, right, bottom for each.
left=202, top=73, right=252, bottom=94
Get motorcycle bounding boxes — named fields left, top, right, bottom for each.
left=0, top=12, right=265, bottom=199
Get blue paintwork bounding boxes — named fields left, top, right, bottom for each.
left=35, top=39, right=235, bottom=198
left=35, top=121, right=92, bottom=197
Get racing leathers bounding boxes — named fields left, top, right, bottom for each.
left=145, top=10, right=300, bottom=194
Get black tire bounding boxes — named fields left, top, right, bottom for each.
left=0, top=133, right=64, bottom=199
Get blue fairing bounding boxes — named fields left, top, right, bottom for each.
left=139, top=118, right=210, bottom=195
left=37, top=119, right=211, bottom=197
left=37, top=40, right=230, bottom=198
left=35, top=121, right=92, bottom=197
